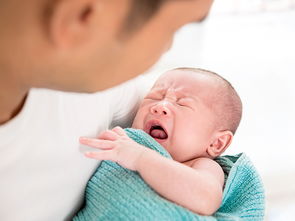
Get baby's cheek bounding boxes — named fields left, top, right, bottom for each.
left=132, top=112, right=144, bottom=129
left=176, top=127, right=187, bottom=138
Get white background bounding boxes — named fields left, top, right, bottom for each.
left=145, top=1, right=295, bottom=220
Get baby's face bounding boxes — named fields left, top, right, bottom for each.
left=132, top=70, right=219, bottom=162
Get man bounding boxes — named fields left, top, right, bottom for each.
left=0, top=0, right=213, bottom=220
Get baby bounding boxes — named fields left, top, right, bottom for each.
left=79, top=67, right=242, bottom=216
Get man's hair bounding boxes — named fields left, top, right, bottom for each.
left=42, top=0, right=166, bottom=37
left=174, top=67, right=243, bottom=135
left=121, top=0, right=166, bottom=34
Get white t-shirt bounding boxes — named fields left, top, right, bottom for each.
left=0, top=76, right=150, bottom=221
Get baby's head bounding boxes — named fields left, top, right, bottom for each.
left=132, top=68, right=242, bottom=162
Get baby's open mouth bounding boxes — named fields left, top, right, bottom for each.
left=149, top=125, right=168, bottom=139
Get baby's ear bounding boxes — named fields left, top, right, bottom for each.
left=207, top=130, right=233, bottom=158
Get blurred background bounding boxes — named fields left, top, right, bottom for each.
left=143, top=0, right=295, bottom=220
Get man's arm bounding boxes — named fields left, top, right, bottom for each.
left=80, top=127, right=224, bottom=216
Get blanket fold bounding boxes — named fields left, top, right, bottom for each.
left=73, top=128, right=264, bottom=221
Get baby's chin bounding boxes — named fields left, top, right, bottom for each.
left=153, top=138, right=169, bottom=149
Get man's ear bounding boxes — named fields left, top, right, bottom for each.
left=48, top=0, right=99, bottom=48
left=207, top=130, right=233, bottom=158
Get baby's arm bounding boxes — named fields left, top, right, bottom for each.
left=80, top=127, right=224, bottom=216
left=136, top=150, right=224, bottom=216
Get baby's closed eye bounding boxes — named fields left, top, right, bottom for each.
left=145, top=92, right=164, bottom=100
left=177, top=98, right=194, bottom=108
left=177, top=98, right=188, bottom=106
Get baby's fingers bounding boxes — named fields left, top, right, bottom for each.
left=98, top=130, right=118, bottom=141
left=79, top=137, right=114, bottom=150
left=85, top=150, right=116, bottom=162
left=112, top=126, right=126, bottom=136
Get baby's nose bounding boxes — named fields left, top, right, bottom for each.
left=151, top=101, right=171, bottom=116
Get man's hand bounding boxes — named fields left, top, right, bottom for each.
left=79, top=127, right=147, bottom=171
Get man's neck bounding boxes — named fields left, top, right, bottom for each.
left=0, top=73, right=29, bottom=125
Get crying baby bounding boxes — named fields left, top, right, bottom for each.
left=80, top=67, right=242, bottom=216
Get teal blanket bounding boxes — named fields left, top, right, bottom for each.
left=74, top=128, right=265, bottom=221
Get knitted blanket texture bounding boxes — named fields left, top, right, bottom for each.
left=73, top=128, right=265, bottom=221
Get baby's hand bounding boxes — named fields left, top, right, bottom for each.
left=79, top=127, right=147, bottom=171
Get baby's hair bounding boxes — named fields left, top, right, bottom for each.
left=174, top=67, right=243, bottom=135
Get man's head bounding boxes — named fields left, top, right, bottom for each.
left=132, top=68, right=242, bottom=162
left=0, top=0, right=213, bottom=93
